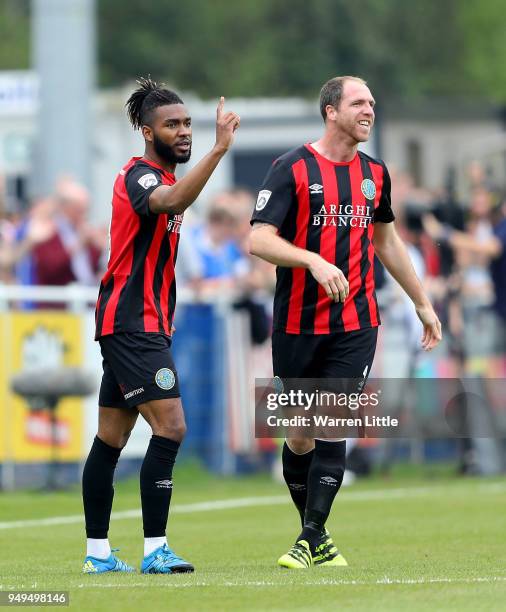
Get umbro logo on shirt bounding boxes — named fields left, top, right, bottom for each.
left=309, top=183, right=323, bottom=195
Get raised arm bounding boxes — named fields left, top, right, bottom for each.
left=149, top=98, right=240, bottom=215
left=423, top=213, right=502, bottom=258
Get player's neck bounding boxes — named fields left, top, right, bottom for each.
left=311, top=134, right=358, bottom=163
left=143, top=150, right=177, bottom=175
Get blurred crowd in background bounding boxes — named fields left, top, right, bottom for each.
left=0, top=180, right=276, bottom=342
left=384, top=161, right=506, bottom=368
left=1, top=159, right=506, bottom=480
left=0, top=160, right=505, bottom=359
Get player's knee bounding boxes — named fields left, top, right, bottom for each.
left=171, top=420, right=187, bottom=442
left=286, top=437, right=314, bottom=454
left=119, top=428, right=134, bottom=448
left=96, top=430, right=126, bottom=450
left=152, top=420, right=186, bottom=442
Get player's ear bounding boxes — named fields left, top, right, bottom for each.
left=142, top=124, right=153, bottom=143
left=325, top=104, right=338, bottom=121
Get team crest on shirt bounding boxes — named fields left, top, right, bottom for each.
left=155, top=368, right=176, bottom=390
left=361, top=179, right=376, bottom=200
left=256, top=190, right=272, bottom=211
left=138, top=173, right=159, bottom=189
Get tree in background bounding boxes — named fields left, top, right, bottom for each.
left=98, top=0, right=506, bottom=102
left=0, top=1, right=29, bottom=72
left=1, top=0, right=505, bottom=102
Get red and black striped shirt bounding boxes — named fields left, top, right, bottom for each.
left=95, top=157, right=182, bottom=339
left=251, top=144, right=395, bottom=335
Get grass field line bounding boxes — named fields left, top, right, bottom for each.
left=0, top=481, right=504, bottom=531
left=74, top=576, right=506, bottom=589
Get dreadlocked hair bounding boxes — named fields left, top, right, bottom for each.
left=125, top=76, right=184, bottom=130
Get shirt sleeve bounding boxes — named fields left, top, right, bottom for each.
left=373, top=163, right=395, bottom=223
left=124, top=164, right=164, bottom=216
left=250, top=157, right=295, bottom=229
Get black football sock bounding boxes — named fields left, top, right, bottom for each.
left=82, top=435, right=122, bottom=539
left=140, top=435, right=180, bottom=538
left=299, top=440, right=346, bottom=553
left=282, top=442, right=314, bottom=527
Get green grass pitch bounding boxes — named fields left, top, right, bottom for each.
left=0, top=464, right=505, bottom=611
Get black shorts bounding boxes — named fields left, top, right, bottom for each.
left=272, top=327, right=378, bottom=381
left=98, top=332, right=180, bottom=409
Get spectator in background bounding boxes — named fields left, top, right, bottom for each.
left=226, top=188, right=276, bottom=296
left=432, top=185, right=496, bottom=365
left=424, top=188, right=506, bottom=473
left=466, top=159, right=501, bottom=202
left=1, top=197, right=55, bottom=285
left=457, top=186, right=496, bottom=308
left=31, top=178, right=106, bottom=288
left=225, top=188, right=276, bottom=344
left=424, top=192, right=506, bottom=352
left=188, top=192, right=246, bottom=295
left=467, top=160, right=488, bottom=191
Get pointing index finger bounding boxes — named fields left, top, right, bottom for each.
left=217, top=96, right=225, bottom=118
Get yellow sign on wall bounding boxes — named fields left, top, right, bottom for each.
left=0, top=312, right=83, bottom=462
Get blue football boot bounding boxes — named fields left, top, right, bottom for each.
left=141, top=543, right=194, bottom=574
left=83, top=548, right=135, bottom=574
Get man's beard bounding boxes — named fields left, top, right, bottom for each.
left=153, top=133, right=191, bottom=164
